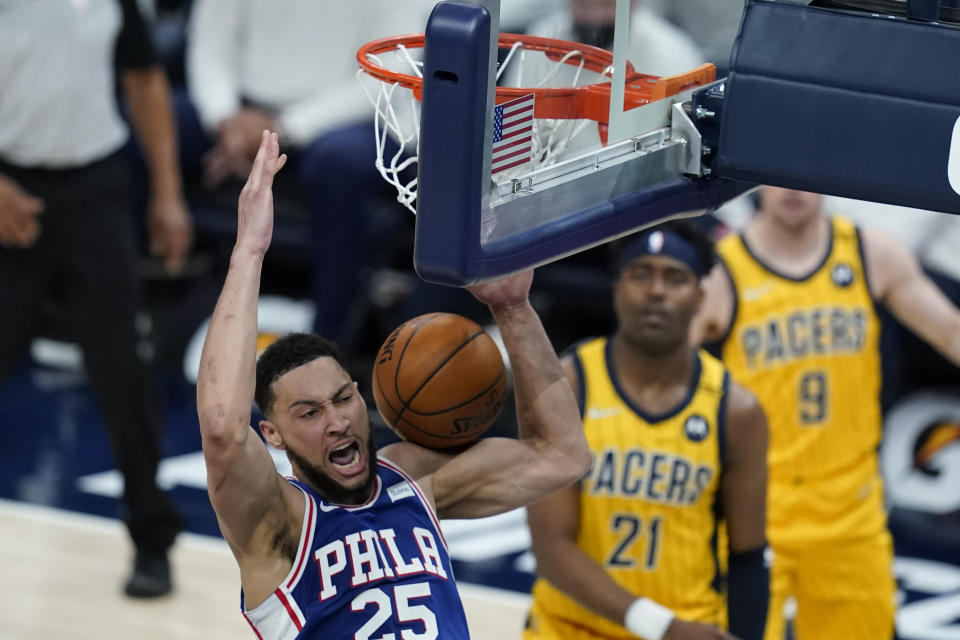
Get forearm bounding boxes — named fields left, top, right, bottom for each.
left=196, top=249, right=264, bottom=439
left=122, top=67, right=183, bottom=200
left=535, top=543, right=636, bottom=626
left=490, top=301, right=579, bottom=443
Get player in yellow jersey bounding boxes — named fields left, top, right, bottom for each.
left=693, top=187, right=960, bottom=639
left=526, top=222, right=770, bottom=640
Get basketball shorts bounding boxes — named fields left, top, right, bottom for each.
left=764, top=530, right=896, bottom=640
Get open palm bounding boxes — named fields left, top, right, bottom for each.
left=235, top=130, right=287, bottom=257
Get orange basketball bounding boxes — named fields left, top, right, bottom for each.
left=372, top=312, right=507, bottom=449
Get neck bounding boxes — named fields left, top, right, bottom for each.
left=752, top=213, right=826, bottom=257
left=612, top=333, right=692, bottom=387
left=747, top=213, right=829, bottom=275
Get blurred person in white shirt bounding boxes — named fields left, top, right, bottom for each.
left=180, top=0, right=435, bottom=351
left=526, top=0, right=705, bottom=78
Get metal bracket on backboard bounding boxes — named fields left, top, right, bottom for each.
left=670, top=102, right=703, bottom=176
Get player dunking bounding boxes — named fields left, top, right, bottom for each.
left=196, top=131, right=592, bottom=639
left=525, top=222, right=769, bottom=640
left=694, top=187, right=960, bottom=639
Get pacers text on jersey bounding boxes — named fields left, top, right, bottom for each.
left=585, top=447, right=716, bottom=506
left=739, top=306, right=869, bottom=370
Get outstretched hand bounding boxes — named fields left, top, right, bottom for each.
left=466, top=269, right=534, bottom=311
left=235, top=131, right=287, bottom=258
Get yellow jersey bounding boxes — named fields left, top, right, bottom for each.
left=529, top=340, right=729, bottom=638
left=716, top=216, right=886, bottom=549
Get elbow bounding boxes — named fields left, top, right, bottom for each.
left=200, top=424, right=249, bottom=463
left=557, top=437, right=592, bottom=485
left=198, top=405, right=247, bottom=448
left=197, top=403, right=228, bottom=435
left=572, top=444, right=593, bottom=480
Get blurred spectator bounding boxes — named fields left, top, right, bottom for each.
left=646, top=0, right=744, bottom=73
left=182, top=0, right=465, bottom=356
left=0, top=0, right=190, bottom=597
left=526, top=0, right=704, bottom=77
left=500, top=0, right=566, bottom=32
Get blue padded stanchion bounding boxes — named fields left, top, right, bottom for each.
left=715, top=0, right=960, bottom=215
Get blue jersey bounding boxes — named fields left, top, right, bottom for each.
left=241, top=457, right=470, bottom=639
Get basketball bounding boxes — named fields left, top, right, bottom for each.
left=372, top=313, right=507, bottom=449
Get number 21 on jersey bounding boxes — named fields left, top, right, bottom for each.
left=606, top=514, right=663, bottom=569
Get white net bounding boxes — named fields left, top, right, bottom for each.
left=357, top=38, right=615, bottom=214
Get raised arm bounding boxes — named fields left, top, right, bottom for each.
left=196, top=132, right=293, bottom=560
left=719, top=381, right=769, bottom=640
left=862, top=227, right=960, bottom=366
left=413, top=271, right=591, bottom=519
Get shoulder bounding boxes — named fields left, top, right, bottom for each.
left=560, top=337, right=603, bottom=407
left=858, top=224, right=919, bottom=298
left=859, top=224, right=906, bottom=256
left=115, top=0, right=158, bottom=70
left=378, top=442, right=453, bottom=485
left=694, top=262, right=736, bottom=345
left=725, top=379, right=763, bottom=420
left=716, top=229, right=742, bottom=253
left=723, top=379, right=767, bottom=453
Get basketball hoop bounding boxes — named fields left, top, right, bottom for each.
left=357, top=33, right=715, bottom=213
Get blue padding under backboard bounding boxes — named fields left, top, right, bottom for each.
left=417, top=176, right=754, bottom=285
left=716, top=0, right=960, bottom=215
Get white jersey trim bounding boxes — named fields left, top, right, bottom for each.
left=284, top=484, right=317, bottom=590
left=243, top=590, right=302, bottom=640
left=242, top=482, right=316, bottom=640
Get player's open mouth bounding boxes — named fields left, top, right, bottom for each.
left=329, top=441, right=364, bottom=475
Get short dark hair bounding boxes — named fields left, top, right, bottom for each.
left=254, top=333, right=348, bottom=416
left=610, top=219, right=717, bottom=278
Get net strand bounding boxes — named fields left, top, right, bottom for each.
left=359, top=38, right=604, bottom=213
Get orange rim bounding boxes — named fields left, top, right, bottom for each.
left=357, top=33, right=716, bottom=123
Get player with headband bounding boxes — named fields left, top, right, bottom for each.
left=526, top=221, right=769, bottom=640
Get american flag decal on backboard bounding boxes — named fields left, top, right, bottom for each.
left=492, top=93, right=535, bottom=174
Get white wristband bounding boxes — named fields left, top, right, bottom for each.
left=624, top=597, right=675, bottom=640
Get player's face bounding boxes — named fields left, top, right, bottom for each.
left=760, top=187, right=824, bottom=230
left=266, top=357, right=376, bottom=504
left=614, top=255, right=702, bottom=356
